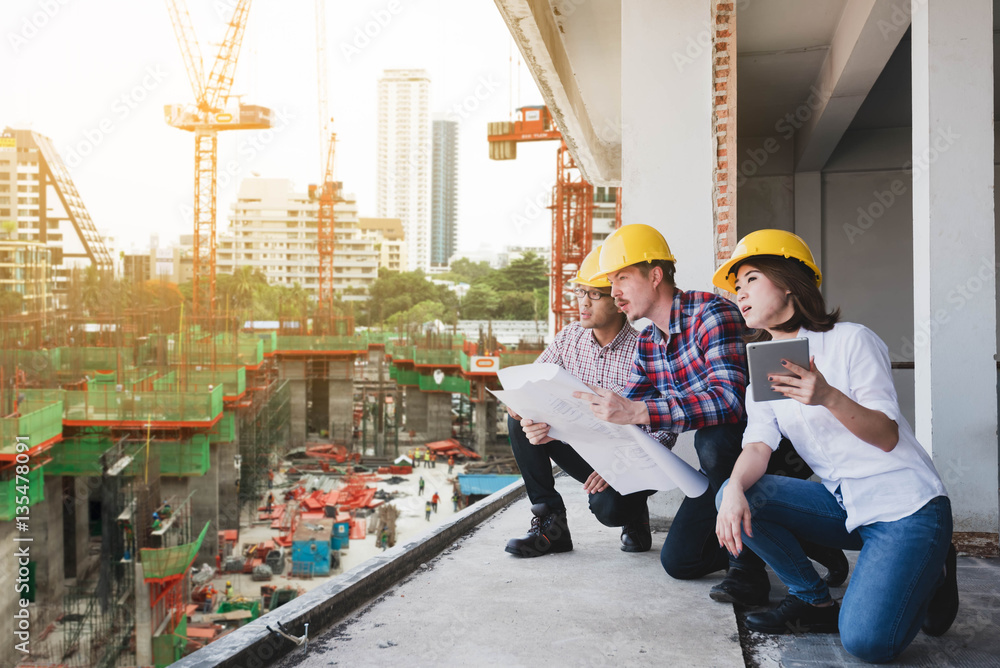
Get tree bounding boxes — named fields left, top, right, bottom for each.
left=485, top=251, right=548, bottom=293
left=461, top=285, right=502, bottom=319
left=447, top=257, right=494, bottom=284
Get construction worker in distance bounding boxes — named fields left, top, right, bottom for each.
left=424, top=450, right=431, bottom=469
left=225, top=580, right=234, bottom=600
left=447, top=455, right=455, bottom=474
left=418, top=476, right=425, bottom=496
left=431, top=492, right=440, bottom=512
left=566, top=224, right=846, bottom=607
left=425, top=501, right=432, bottom=521
left=430, top=451, right=437, bottom=468
left=507, top=245, right=676, bottom=558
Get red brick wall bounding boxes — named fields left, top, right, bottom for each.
left=713, top=2, right=737, bottom=278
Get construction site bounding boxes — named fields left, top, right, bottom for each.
left=0, top=0, right=624, bottom=665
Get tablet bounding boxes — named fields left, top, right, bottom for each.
left=746, top=338, right=810, bottom=402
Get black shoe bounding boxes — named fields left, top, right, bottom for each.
left=504, top=503, right=573, bottom=558
left=709, top=567, right=771, bottom=606
left=802, top=541, right=850, bottom=587
left=620, top=504, right=652, bottom=553
left=745, top=595, right=840, bottom=634
left=922, top=543, right=959, bottom=637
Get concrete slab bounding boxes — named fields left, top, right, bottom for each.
left=278, top=474, right=744, bottom=668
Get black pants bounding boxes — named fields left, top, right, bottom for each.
left=660, top=422, right=815, bottom=580
left=507, top=415, right=652, bottom=527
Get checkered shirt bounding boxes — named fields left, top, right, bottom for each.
left=536, top=321, right=676, bottom=448
left=623, top=289, right=748, bottom=433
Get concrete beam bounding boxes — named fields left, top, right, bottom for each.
left=794, top=0, right=910, bottom=172
left=493, top=0, right=622, bottom=185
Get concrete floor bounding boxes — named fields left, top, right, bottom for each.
left=273, top=474, right=999, bottom=668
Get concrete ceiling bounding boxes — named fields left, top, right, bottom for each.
left=496, top=0, right=913, bottom=182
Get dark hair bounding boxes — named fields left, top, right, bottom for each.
left=635, top=259, right=676, bottom=286
left=737, top=256, right=840, bottom=343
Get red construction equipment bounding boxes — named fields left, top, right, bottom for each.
left=487, top=105, right=622, bottom=331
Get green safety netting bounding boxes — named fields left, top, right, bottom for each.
left=395, top=369, right=420, bottom=386
left=499, top=351, right=539, bottom=368
left=141, top=522, right=210, bottom=582
left=0, top=390, right=63, bottom=456
left=46, top=435, right=114, bottom=476
left=63, top=386, right=223, bottom=424
left=158, top=434, right=210, bottom=476
left=418, top=373, right=470, bottom=394
left=414, top=349, right=463, bottom=366
left=209, top=411, right=235, bottom=443
left=257, top=331, right=278, bottom=354
left=275, top=334, right=370, bottom=353
left=154, top=367, right=246, bottom=398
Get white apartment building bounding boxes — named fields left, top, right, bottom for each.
left=357, top=217, right=407, bottom=272
left=376, top=69, right=431, bottom=272
left=218, top=178, right=378, bottom=300
left=0, top=128, right=114, bottom=307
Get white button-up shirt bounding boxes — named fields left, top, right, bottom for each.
left=742, top=322, right=947, bottom=532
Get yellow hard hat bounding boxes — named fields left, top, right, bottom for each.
left=571, top=246, right=611, bottom=288
left=594, top=224, right=676, bottom=280
left=712, top=229, right=822, bottom=293
left=226, top=581, right=231, bottom=586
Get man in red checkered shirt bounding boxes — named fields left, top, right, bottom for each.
left=570, top=224, right=845, bottom=606
left=504, top=247, right=674, bottom=558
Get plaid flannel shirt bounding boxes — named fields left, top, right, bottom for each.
left=623, top=289, right=748, bottom=433
left=537, top=321, right=677, bottom=448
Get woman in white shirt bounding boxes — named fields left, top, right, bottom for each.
left=712, top=230, right=957, bottom=663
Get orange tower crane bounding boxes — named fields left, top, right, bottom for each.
left=487, top=106, right=620, bottom=331
left=310, top=0, right=340, bottom=321
left=164, top=0, right=271, bottom=319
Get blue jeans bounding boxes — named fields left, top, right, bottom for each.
left=717, top=475, right=952, bottom=663
left=507, top=415, right=652, bottom=526
left=661, top=422, right=770, bottom=578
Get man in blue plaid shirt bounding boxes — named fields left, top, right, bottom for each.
left=574, top=224, right=846, bottom=606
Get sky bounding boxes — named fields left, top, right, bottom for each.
left=4, top=0, right=556, bottom=258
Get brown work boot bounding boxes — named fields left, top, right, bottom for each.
left=505, top=503, right=573, bottom=557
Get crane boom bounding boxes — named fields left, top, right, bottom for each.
left=314, top=0, right=337, bottom=316
left=164, top=0, right=206, bottom=108
left=203, top=0, right=253, bottom=111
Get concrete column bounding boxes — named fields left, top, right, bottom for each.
left=473, top=400, right=487, bottom=452
left=289, top=379, right=307, bottom=449
left=217, top=440, right=240, bottom=531
left=328, top=379, right=354, bottom=443
left=912, top=2, right=998, bottom=539
left=406, top=389, right=428, bottom=434
left=426, top=394, right=452, bottom=441
left=622, top=0, right=715, bottom=289
left=189, top=443, right=219, bottom=563
left=134, top=559, right=152, bottom=666
left=37, top=475, right=65, bottom=606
